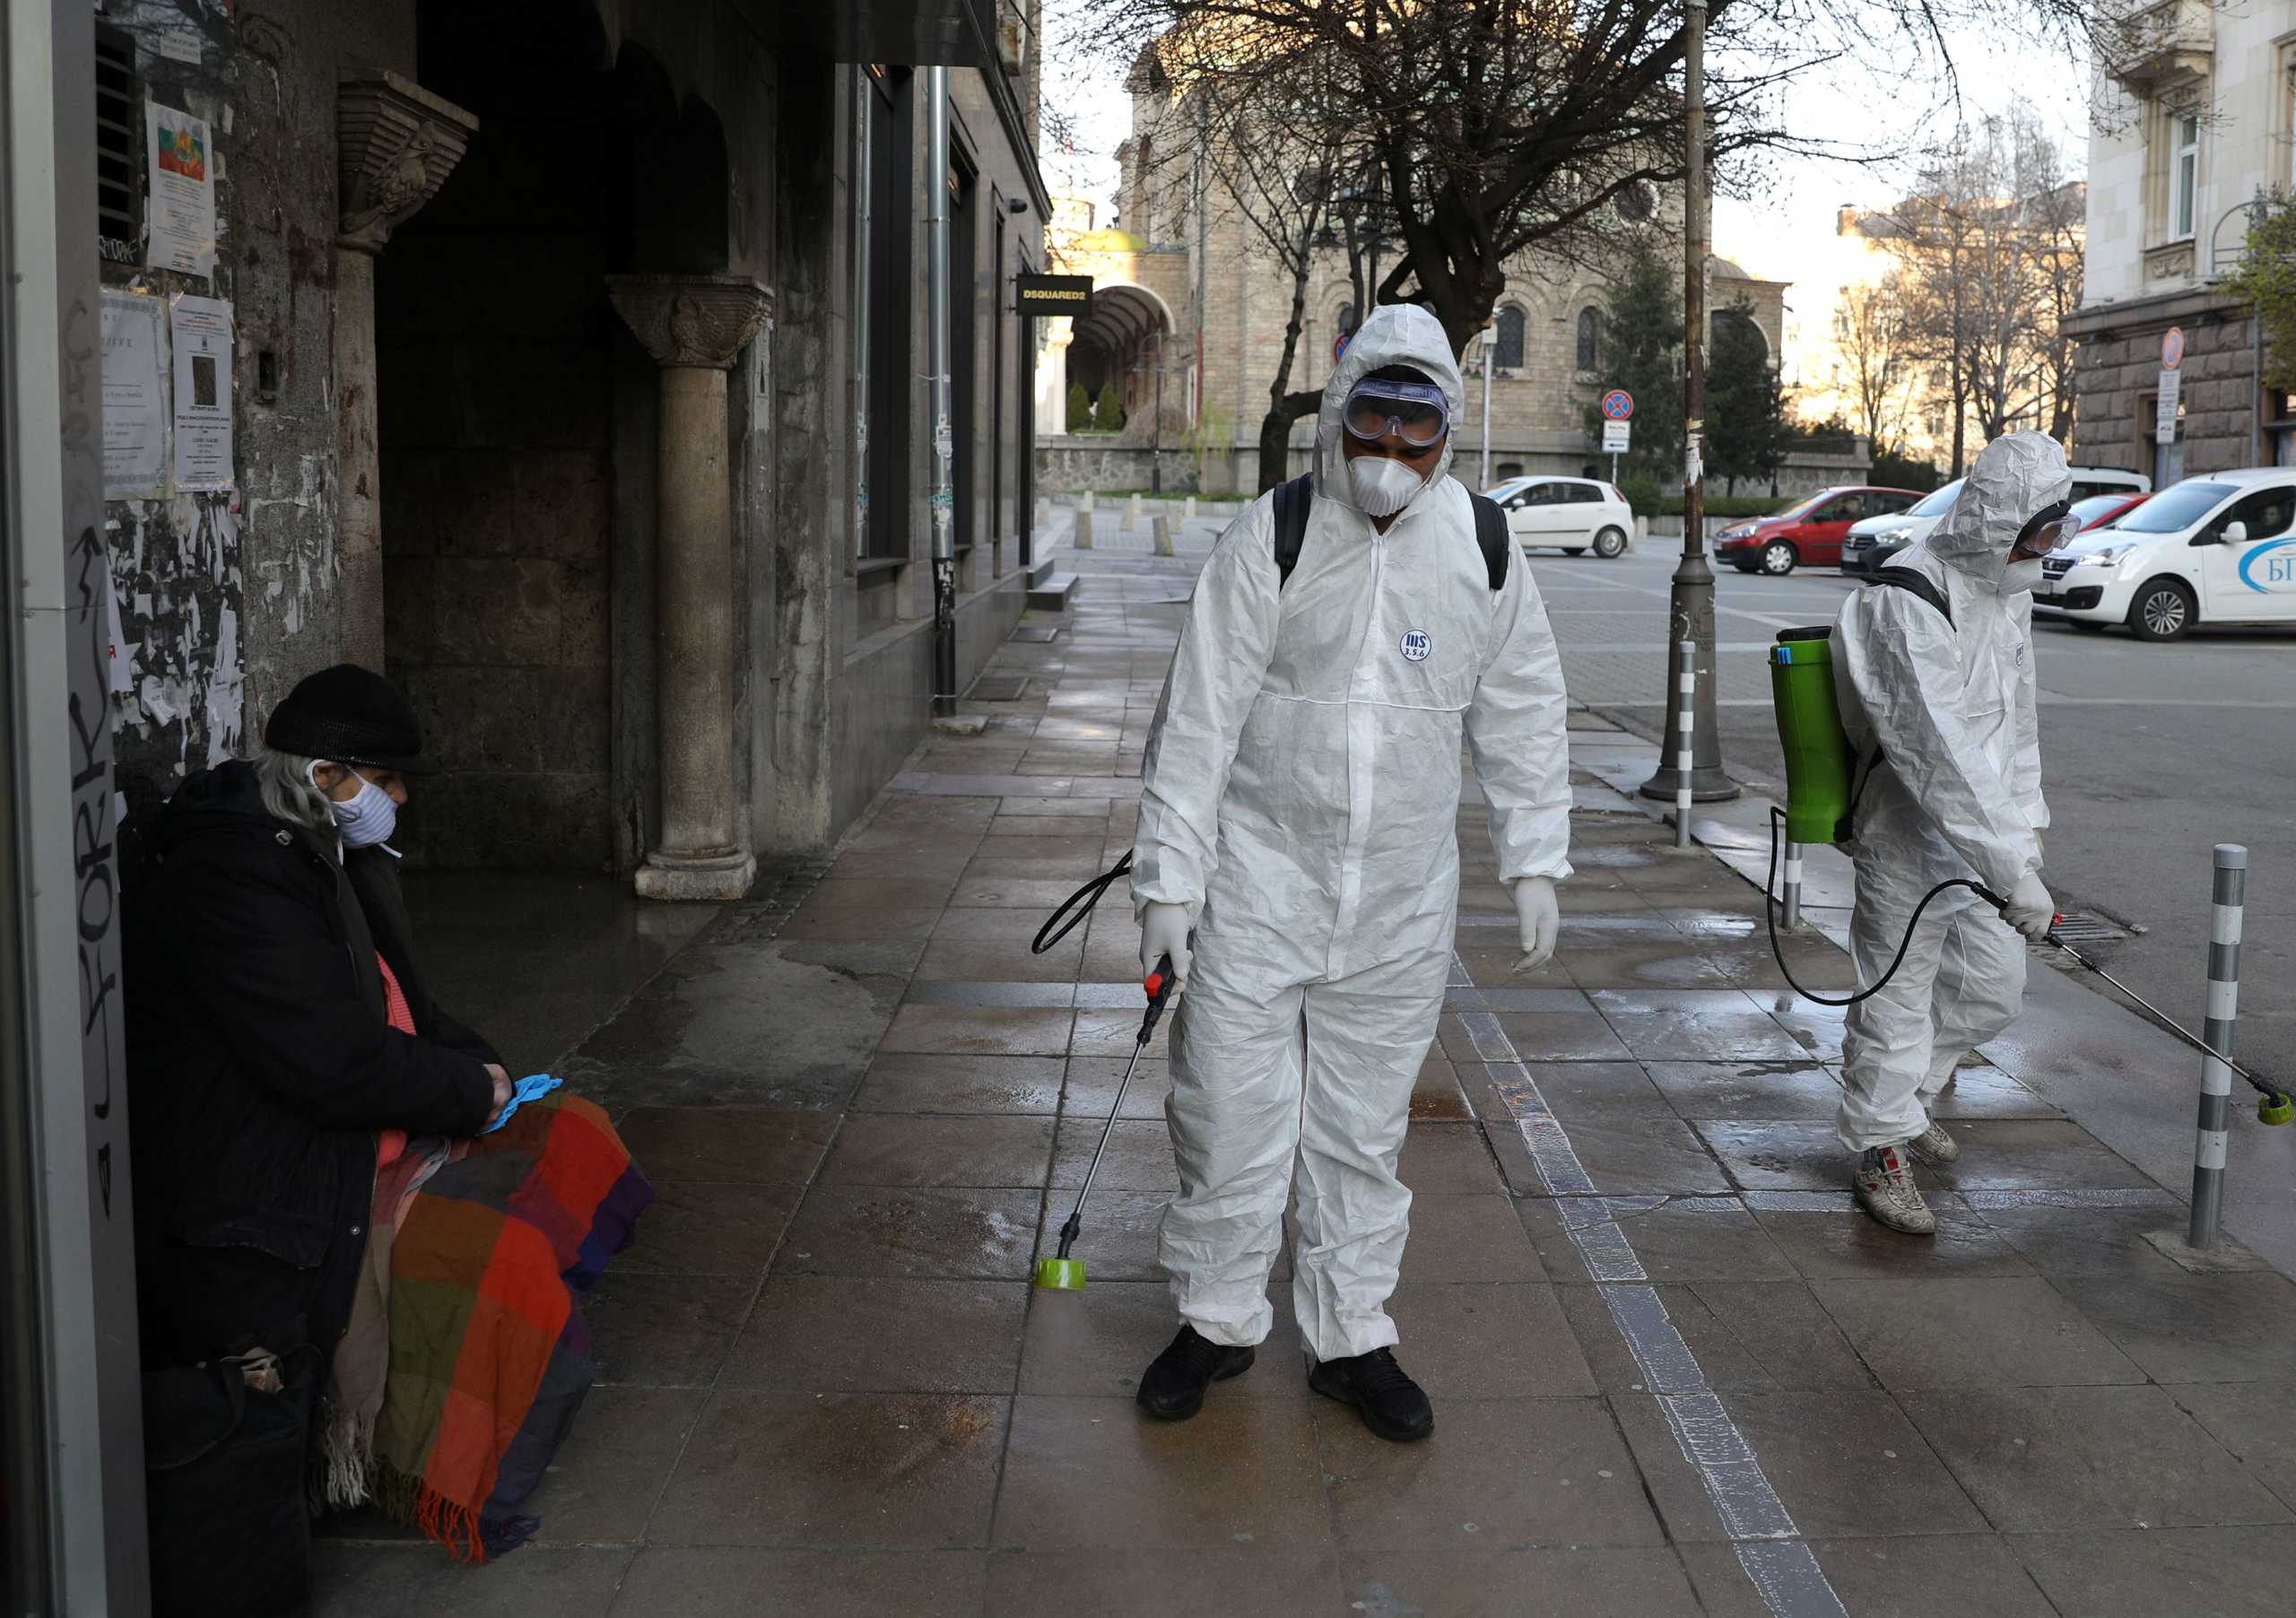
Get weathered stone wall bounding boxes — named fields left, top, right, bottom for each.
left=101, top=0, right=416, bottom=816
left=2069, top=288, right=2259, bottom=483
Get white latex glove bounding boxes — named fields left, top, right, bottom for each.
left=1510, top=876, right=1561, bottom=973
left=1140, top=901, right=1193, bottom=989
left=2001, top=872, right=2056, bottom=943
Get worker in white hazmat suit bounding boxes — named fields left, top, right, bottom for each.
left=1127, top=304, right=1572, bottom=1440
left=1831, top=431, right=2072, bottom=1233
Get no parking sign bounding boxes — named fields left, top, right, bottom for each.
left=1600, top=389, right=1634, bottom=421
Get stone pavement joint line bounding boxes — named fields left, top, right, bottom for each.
left=1452, top=958, right=1850, bottom=1618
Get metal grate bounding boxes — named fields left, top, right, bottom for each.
left=2035, top=910, right=2131, bottom=950
left=966, top=675, right=1030, bottom=701
left=1010, top=625, right=1061, bottom=643
left=94, top=23, right=141, bottom=260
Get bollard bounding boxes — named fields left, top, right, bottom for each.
left=1152, top=514, right=1174, bottom=557
left=1673, top=639, right=1695, bottom=849
left=1074, top=507, right=1093, bottom=550
left=1185, top=495, right=1196, bottom=523
left=1781, top=839, right=1804, bottom=930
left=1079, top=490, right=1094, bottom=514
left=2188, top=843, right=2247, bottom=1250
left=1125, top=492, right=1141, bottom=532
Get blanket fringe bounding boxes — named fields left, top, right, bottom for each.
left=377, top=1461, right=487, bottom=1565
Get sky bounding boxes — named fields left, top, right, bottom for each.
left=1035, top=2, right=2096, bottom=283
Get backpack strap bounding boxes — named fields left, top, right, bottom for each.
left=1469, top=492, right=1510, bottom=592
left=1272, top=473, right=1314, bottom=585
left=1272, top=473, right=1509, bottom=592
left=1867, top=564, right=1953, bottom=628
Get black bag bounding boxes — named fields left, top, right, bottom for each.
left=1270, top=472, right=1510, bottom=591
left=144, top=1344, right=320, bottom=1618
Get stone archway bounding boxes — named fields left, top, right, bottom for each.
left=1066, top=283, right=1175, bottom=432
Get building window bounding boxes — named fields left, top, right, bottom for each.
left=1574, top=308, right=1599, bottom=371
left=864, top=67, right=913, bottom=562
left=2172, top=111, right=2200, bottom=240
left=1494, top=304, right=1526, bottom=370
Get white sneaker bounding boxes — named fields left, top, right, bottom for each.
left=1855, top=1144, right=1937, bottom=1235
left=1908, top=1120, right=1961, bottom=1165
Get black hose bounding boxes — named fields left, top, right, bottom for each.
left=1034, top=853, right=1132, bottom=954
left=1763, top=805, right=2003, bottom=1007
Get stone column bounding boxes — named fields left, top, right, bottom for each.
left=606, top=274, right=773, bottom=900
left=1038, top=317, right=1074, bottom=433
left=335, top=71, right=477, bottom=671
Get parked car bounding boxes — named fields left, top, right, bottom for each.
left=1714, top=486, right=1925, bottom=575
left=2036, top=468, right=2296, bottom=641
left=1492, top=476, right=1636, bottom=558
left=1841, top=466, right=2152, bottom=578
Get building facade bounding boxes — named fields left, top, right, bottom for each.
left=3, top=0, right=1046, bottom=1601
left=2068, top=0, right=2296, bottom=481
left=1031, top=58, right=1792, bottom=495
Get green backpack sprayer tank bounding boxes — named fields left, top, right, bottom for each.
left=1769, top=627, right=1854, bottom=845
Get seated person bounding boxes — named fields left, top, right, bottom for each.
left=126, top=665, right=649, bottom=1586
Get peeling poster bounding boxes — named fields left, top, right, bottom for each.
left=100, top=291, right=167, bottom=499
left=170, top=294, right=233, bottom=491
left=145, top=101, right=216, bottom=279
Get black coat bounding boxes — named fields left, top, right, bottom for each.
left=125, top=761, right=498, bottom=1364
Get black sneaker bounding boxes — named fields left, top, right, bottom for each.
left=1309, top=1346, right=1434, bottom=1441
left=1135, top=1324, right=1256, bottom=1421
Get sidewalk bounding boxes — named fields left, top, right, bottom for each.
left=327, top=532, right=2296, bottom=1616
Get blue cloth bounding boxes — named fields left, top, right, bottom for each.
left=483, top=1074, right=563, bottom=1135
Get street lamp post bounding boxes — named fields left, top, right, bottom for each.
left=1479, top=327, right=1494, bottom=490
left=1640, top=0, right=1738, bottom=806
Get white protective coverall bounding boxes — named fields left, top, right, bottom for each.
left=1831, top=431, right=2066, bottom=1153
left=1132, top=304, right=1573, bottom=1361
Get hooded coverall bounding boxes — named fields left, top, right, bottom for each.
left=1832, top=431, right=2068, bottom=1152
left=1131, top=306, right=1573, bottom=1361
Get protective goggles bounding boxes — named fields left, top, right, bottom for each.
left=1342, top=380, right=1451, bottom=448
left=2011, top=500, right=2081, bottom=557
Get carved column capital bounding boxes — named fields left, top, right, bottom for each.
left=607, top=274, right=773, bottom=370
left=337, top=69, right=478, bottom=255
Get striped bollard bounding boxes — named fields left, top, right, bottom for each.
left=2188, top=843, right=2247, bottom=1250
left=1673, top=639, right=1695, bottom=849
left=1782, top=839, right=1804, bottom=930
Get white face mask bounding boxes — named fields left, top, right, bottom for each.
left=310, top=761, right=398, bottom=850
left=2004, top=558, right=2046, bottom=594
left=1348, top=454, right=1426, bottom=518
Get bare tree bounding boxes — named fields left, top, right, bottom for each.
left=1837, top=274, right=1915, bottom=454
left=1073, top=0, right=2107, bottom=363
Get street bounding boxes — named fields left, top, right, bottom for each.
left=1535, top=539, right=2296, bottom=1080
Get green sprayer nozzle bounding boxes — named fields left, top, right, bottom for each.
left=2259, top=1092, right=2293, bottom=1127
left=1034, top=1257, right=1087, bottom=1291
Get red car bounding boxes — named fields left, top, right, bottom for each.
left=1714, top=485, right=1926, bottom=576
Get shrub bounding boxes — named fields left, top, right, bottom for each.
left=1093, top=384, right=1125, bottom=433
left=1066, top=381, right=1091, bottom=432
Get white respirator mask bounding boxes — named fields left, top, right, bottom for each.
left=310, top=761, right=399, bottom=851
left=2004, top=558, right=2046, bottom=594
left=1347, top=455, right=1426, bottom=518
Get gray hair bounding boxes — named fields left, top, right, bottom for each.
left=256, top=748, right=341, bottom=839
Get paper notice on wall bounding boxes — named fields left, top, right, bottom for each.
left=100, top=292, right=168, bottom=498
left=145, top=101, right=216, bottom=278
left=2155, top=367, right=2182, bottom=446
left=170, top=295, right=234, bottom=491
left=105, top=572, right=135, bottom=696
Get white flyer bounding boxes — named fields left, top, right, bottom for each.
left=145, top=101, right=216, bottom=279
left=170, top=294, right=234, bottom=491
left=100, top=291, right=168, bottom=498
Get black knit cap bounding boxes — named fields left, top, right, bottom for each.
left=263, top=664, right=436, bottom=775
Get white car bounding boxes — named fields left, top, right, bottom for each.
left=2037, top=467, right=2296, bottom=641
left=1490, top=475, right=1636, bottom=559
left=1842, top=465, right=2149, bottom=578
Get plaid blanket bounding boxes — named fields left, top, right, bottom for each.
left=369, top=1091, right=652, bottom=1560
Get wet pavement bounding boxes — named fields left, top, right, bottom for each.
left=325, top=518, right=2296, bottom=1615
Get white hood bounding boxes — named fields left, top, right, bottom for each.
left=1922, top=431, right=2072, bottom=590
left=1311, top=303, right=1463, bottom=519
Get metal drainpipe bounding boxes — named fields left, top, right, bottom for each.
left=926, top=66, right=957, bottom=716
left=852, top=67, right=872, bottom=570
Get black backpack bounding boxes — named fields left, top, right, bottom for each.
left=1269, top=472, right=1509, bottom=591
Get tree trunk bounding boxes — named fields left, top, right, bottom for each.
left=1257, top=390, right=1323, bottom=491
